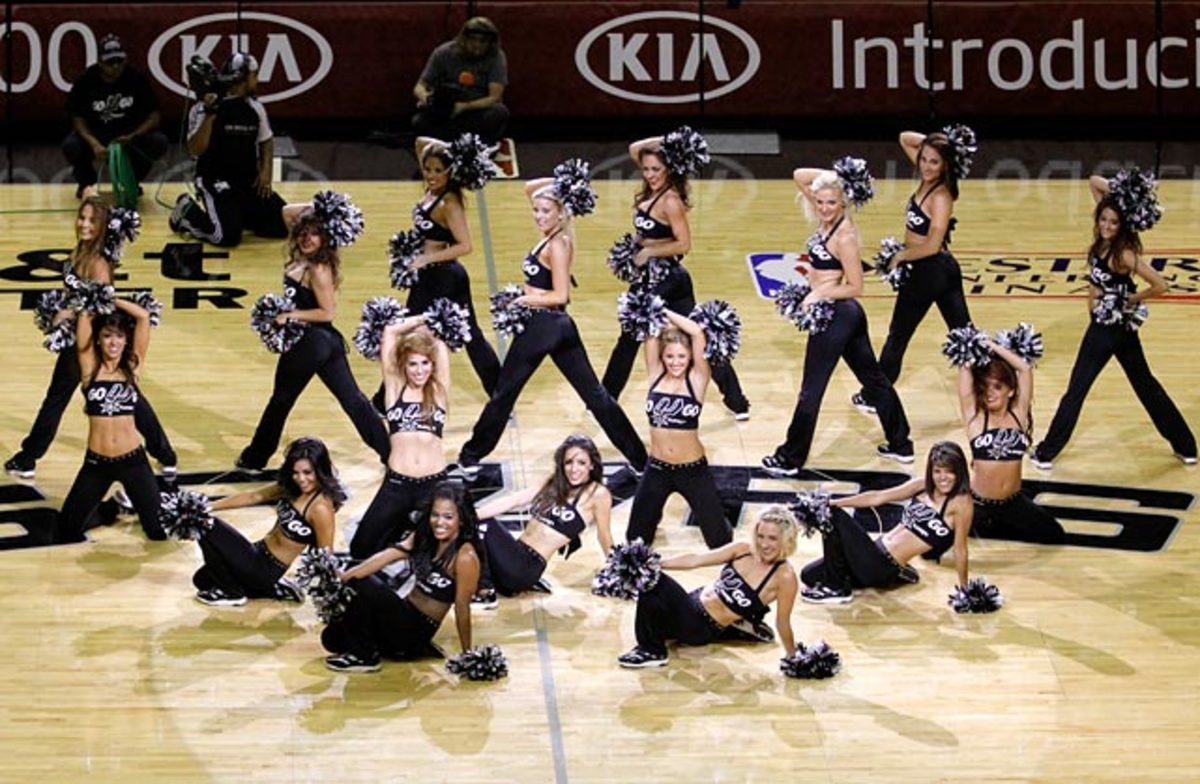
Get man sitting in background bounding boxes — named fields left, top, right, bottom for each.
left=412, top=17, right=509, bottom=144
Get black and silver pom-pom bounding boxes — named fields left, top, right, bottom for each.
left=34, top=289, right=71, bottom=334
left=250, top=293, right=308, bottom=354
left=1091, top=291, right=1126, bottom=327
left=126, top=290, right=164, bottom=328
left=590, top=538, right=662, bottom=600
left=43, top=319, right=76, bottom=353
left=446, top=132, right=499, bottom=191
left=607, top=233, right=642, bottom=284
left=780, top=641, right=841, bottom=679
left=489, top=284, right=533, bottom=338
left=948, top=577, right=1004, bottom=614
left=311, top=190, right=365, bottom=248
left=422, top=297, right=472, bottom=351
left=789, top=490, right=832, bottom=537
left=993, top=322, right=1044, bottom=366
left=1107, top=167, right=1162, bottom=232
left=387, top=229, right=425, bottom=290
left=617, top=289, right=667, bottom=341
left=295, top=548, right=356, bottom=623
left=659, top=125, right=711, bottom=177
left=798, top=299, right=835, bottom=335
left=446, top=644, right=509, bottom=681
left=551, top=158, right=598, bottom=217
left=688, top=299, right=742, bottom=365
left=102, top=207, right=141, bottom=266
left=158, top=489, right=213, bottom=541
left=872, top=236, right=910, bottom=290
left=832, top=155, right=875, bottom=208
left=941, top=124, right=978, bottom=180
left=773, top=280, right=812, bottom=328
left=942, top=324, right=992, bottom=368
left=353, top=296, right=408, bottom=360
left=70, top=279, right=116, bottom=315
left=1125, top=302, right=1150, bottom=331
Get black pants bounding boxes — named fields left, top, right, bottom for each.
left=774, top=299, right=911, bottom=468
left=406, top=259, right=500, bottom=395
left=459, top=309, right=647, bottom=468
left=321, top=574, right=440, bottom=658
left=972, top=491, right=1066, bottom=545
left=633, top=575, right=722, bottom=656
left=241, top=326, right=389, bottom=469
left=602, top=264, right=748, bottom=413
left=800, top=508, right=901, bottom=590
left=14, top=349, right=176, bottom=467
left=62, top=129, right=169, bottom=188
left=58, top=446, right=164, bottom=543
left=411, top=104, right=510, bottom=145
left=192, top=520, right=288, bottom=598
left=627, top=457, right=731, bottom=548
left=350, top=469, right=447, bottom=559
left=1037, top=323, right=1196, bottom=460
left=479, top=519, right=547, bottom=595
left=176, top=177, right=288, bottom=247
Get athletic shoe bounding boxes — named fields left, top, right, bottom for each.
left=325, top=652, right=382, bottom=673
left=801, top=583, right=853, bottom=605
left=195, top=588, right=247, bottom=607
left=234, top=452, right=266, bottom=474
left=896, top=564, right=921, bottom=584
left=530, top=577, right=553, bottom=594
left=273, top=578, right=304, bottom=603
left=168, top=193, right=192, bottom=234
left=4, top=454, right=35, bottom=480
left=1029, top=454, right=1053, bottom=470
left=876, top=443, right=915, bottom=464
left=1176, top=453, right=1198, bottom=466
left=761, top=454, right=800, bottom=477
left=733, top=411, right=751, bottom=422
left=160, top=465, right=178, bottom=491
left=617, top=646, right=668, bottom=668
left=111, top=487, right=134, bottom=516
left=851, top=392, right=877, bottom=415
left=447, top=461, right=481, bottom=481
left=471, top=588, right=499, bottom=610
left=727, top=618, right=775, bottom=643
left=628, top=462, right=645, bottom=480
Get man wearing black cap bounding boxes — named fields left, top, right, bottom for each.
left=412, top=17, right=509, bottom=143
left=63, top=33, right=167, bottom=199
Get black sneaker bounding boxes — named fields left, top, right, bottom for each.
left=195, top=588, right=248, bottom=607
left=471, top=588, right=499, bottom=610
left=761, top=454, right=800, bottom=477
left=1175, top=453, right=1198, bottom=466
left=724, top=618, right=775, bottom=643
left=5, top=454, right=35, bottom=480
left=325, top=651, right=382, bottom=673
left=1029, top=448, right=1053, bottom=470
left=530, top=577, right=553, bottom=594
left=851, top=392, right=877, bottom=415
left=168, top=193, right=193, bottom=234
left=801, top=583, right=853, bottom=605
left=447, top=461, right=480, bottom=481
left=234, top=452, right=266, bottom=474
left=617, top=646, right=668, bottom=668
left=896, top=564, right=921, bottom=583
left=273, top=577, right=304, bottom=603
left=876, top=443, right=915, bottom=464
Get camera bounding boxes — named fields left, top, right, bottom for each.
left=185, top=55, right=223, bottom=98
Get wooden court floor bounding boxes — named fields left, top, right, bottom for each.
left=0, top=177, right=1198, bottom=782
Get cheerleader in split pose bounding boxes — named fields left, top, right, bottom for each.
left=455, top=164, right=647, bottom=472
left=1032, top=176, right=1196, bottom=467
left=601, top=133, right=749, bottom=418
left=762, top=163, right=913, bottom=477
left=195, top=437, right=345, bottom=606
left=961, top=342, right=1065, bottom=544
left=238, top=200, right=389, bottom=470
left=799, top=441, right=974, bottom=604
left=616, top=506, right=799, bottom=669
left=6, top=198, right=176, bottom=482
left=350, top=318, right=452, bottom=559
left=854, top=128, right=974, bottom=414
left=472, top=434, right=613, bottom=606
left=322, top=482, right=481, bottom=672
left=404, top=136, right=500, bottom=394
left=626, top=310, right=731, bottom=549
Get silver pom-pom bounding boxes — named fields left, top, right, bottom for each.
left=126, top=290, right=163, bottom=328
left=446, top=644, right=509, bottom=681
left=446, top=132, right=499, bottom=191
left=773, top=280, right=811, bottom=327
left=551, top=158, right=598, bottom=217
left=948, top=577, right=1004, bottom=614
left=1091, top=291, right=1126, bottom=327
left=780, top=641, right=841, bottom=679
left=832, top=155, right=874, bottom=208
left=659, top=125, right=710, bottom=177
left=295, top=548, right=356, bottom=623
left=789, top=490, right=832, bottom=537
left=43, top=319, right=76, bottom=353
left=617, top=289, right=667, bottom=341
left=159, top=489, right=213, bottom=541
left=388, top=229, right=425, bottom=290
left=942, top=325, right=992, bottom=368
left=70, top=279, right=116, bottom=315
left=607, top=233, right=642, bottom=284
left=311, top=190, right=365, bottom=248
left=941, top=124, right=978, bottom=180
left=688, top=299, right=741, bottom=365
left=993, top=322, right=1044, bottom=366
left=1125, top=302, right=1150, bottom=331
left=872, top=236, right=909, bottom=290
left=34, top=289, right=71, bottom=334
left=250, top=293, right=308, bottom=354
left=422, top=297, right=471, bottom=351
left=1107, top=167, right=1162, bottom=232
left=798, top=300, right=835, bottom=335
left=102, top=207, right=141, bottom=266
left=489, top=284, right=533, bottom=338
left=353, top=296, right=408, bottom=360
left=590, top=539, right=662, bottom=600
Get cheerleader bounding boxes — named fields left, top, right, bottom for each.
left=1032, top=174, right=1196, bottom=467
left=762, top=161, right=913, bottom=477
left=237, top=195, right=389, bottom=470
left=322, top=482, right=482, bottom=672
left=472, top=434, right=613, bottom=607
left=601, top=131, right=750, bottom=418
left=800, top=442, right=974, bottom=604
left=455, top=163, right=647, bottom=472
left=194, top=437, right=345, bottom=606
left=625, top=309, right=731, bottom=548
left=616, top=506, right=798, bottom=669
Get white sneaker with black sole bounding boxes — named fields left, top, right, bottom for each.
left=195, top=588, right=247, bottom=607
left=325, top=652, right=382, bottom=673
left=851, top=392, right=877, bottom=415
left=801, top=583, right=853, bottom=605
left=761, top=454, right=800, bottom=477
left=876, top=444, right=915, bottom=464
left=1176, top=453, right=1198, bottom=465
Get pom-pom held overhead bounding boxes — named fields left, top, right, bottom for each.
left=780, top=641, right=842, bottom=679
left=387, top=229, right=425, bottom=290
left=310, top=190, right=365, bottom=248
left=295, top=548, right=356, bottom=624
left=70, top=279, right=117, bottom=315
left=446, top=132, right=499, bottom=191
left=872, top=236, right=910, bottom=290
left=993, top=322, right=1044, bottom=366
left=250, top=293, right=307, bottom=354
left=489, top=284, right=533, bottom=338
left=789, top=490, right=833, bottom=537
left=688, top=299, right=742, bottom=365
left=832, top=155, right=875, bottom=208
left=446, top=644, right=509, bottom=681
left=159, top=490, right=214, bottom=541
left=941, top=123, right=978, bottom=180
left=616, top=289, right=667, bottom=341
left=590, top=539, right=663, bottom=600
left=1107, top=167, right=1163, bottom=232
left=942, top=324, right=992, bottom=368
left=353, top=296, right=408, bottom=360
left=659, top=125, right=711, bottom=177
left=126, top=290, right=164, bottom=328
left=422, top=297, right=472, bottom=350
left=550, top=158, right=598, bottom=217
left=948, top=577, right=1004, bottom=614
left=102, top=207, right=141, bottom=265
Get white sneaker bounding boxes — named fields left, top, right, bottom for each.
left=1176, top=453, right=1198, bottom=466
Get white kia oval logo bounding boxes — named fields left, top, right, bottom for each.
left=148, top=11, right=332, bottom=104
left=575, top=11, right=760, bottom=104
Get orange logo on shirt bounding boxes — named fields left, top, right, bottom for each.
left=458, top=71, right=476, bottom=87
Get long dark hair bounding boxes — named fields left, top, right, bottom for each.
left=410, top=481, right=480, bottom=579
left=278, top=437, right=347, bottom=509
left=1089, top=196, right=1142, bottom=271
left=89, top=312, right=139, bottom=386
left=972, top=358, right=1032, bottom=435
left=924, top=441, right=971, bottom=499
left=917, top=132, right=959, bottom=200
left=532, top=434, right=603, bottom=515
left=634, top=149, right=692, bottom=208
left=421, top=146, right=466, bottom=200
left=286, top=210, right=342, bottom=288
left=73, top=196, right=111, bottom=269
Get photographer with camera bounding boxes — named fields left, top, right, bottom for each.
left=411, top=17, right=509, bottom=144
left=169, top=52, right=287, bottom=247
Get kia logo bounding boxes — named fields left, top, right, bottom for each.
left=575, top=11, right=760, bottom=104
left=147, top=11, right=332, bottom=103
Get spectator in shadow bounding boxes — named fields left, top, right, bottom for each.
left=412, top=17, right=509, bottom=144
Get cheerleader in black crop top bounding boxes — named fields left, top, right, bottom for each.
left=238, top=207, right=389, bottom=471
left=763, top=164, right=912, bottom=477
left=1033, top=180, right=1196, bottom=467
left=618, top=506, right=800, bottom=669
left=193, top=437, right=346, bottom=606
left=800, top=442, right=975, bottom=604
left=456, top=170, right=647, bottom=472
left=627, top=309, right=732, bottom=549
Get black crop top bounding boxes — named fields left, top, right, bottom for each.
left=905, top=186, right=956, bottom=247
left=283, top=273, right=320, bottom=312
left=633, top=190, right=674, bottom=240
left=970, top=411, right=1031, bottom=461
left=805, top=216, right=844, bottom=271
left=413, top=557, right=457, bottom=604
left=274, top=495, right=319, bottom=546
left=901, top=496, right=954, bottom=557
left=522, top=232, right=561, bottom=292
left=385, top=392, right=446, bottom=438
left=412, top=192, right=456, bottom=244
left=713, top=554, right=783, bottom=624
left=1087, top=249, right=1135, bottom=295
left=83, top=378, right=138, bottom=417
left=645, top=372, right=701, bottom=430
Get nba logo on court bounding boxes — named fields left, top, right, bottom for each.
left=746, top=252, right=809, bottom=299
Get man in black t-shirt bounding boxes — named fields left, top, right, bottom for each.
left=63, top=33, right=167, bottom=198
left=412, top=17, right=509, bottom=143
